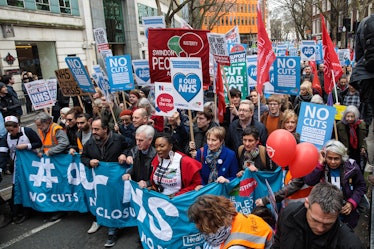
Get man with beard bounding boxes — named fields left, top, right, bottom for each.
left=81, top=117, right=127, bottom=247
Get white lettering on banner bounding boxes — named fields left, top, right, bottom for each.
left=109, top=57, right=128, bottom=67
left=51, top=193, right=79, bottom=203
left=29, top=158, right=58, bottom=188
left=304, top=105, right=329, bottom=120
left=152, top=57, right=171, bottom=70
left=67, top=162, right=108, bottom=198
left=29, top=192, right=80, bottom=203
left=140, top=231, right=168, bottom=249
left=131, top=187, right=178, bottom=242
left=29, top=192, right=47, bottom=202
left=183, top=233, right=205, bottom=247
left=148, top=197, right=178, bottom=241
left=303, top=118, right=327, bottom=129
left=230, top=196, right=254, bottom=215
left=303, top=106, right=330, bottom=129
left=96, top=207, right=136, bottom=219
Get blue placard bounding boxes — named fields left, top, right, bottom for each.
left=65, top=57, right=95, bottom=93
left=105, top=55, right=135, bottom=92
left=271, top=56, right=301, bottom=95
left=315, top=41, right=323, bottom=64
left=247, top=56, right=300, bottom=95
left=132, top=60, right=151, bottom=86
left=276, top=45, right=287, bottom=56
left=296, top=102, right=336, bottom=149
left=300, top=40, right=316, bottom=61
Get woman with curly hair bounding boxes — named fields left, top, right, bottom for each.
left=188, top=195, right=273, bottom=249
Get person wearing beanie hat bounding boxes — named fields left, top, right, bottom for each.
left=115, top=109, right=135, bottom=147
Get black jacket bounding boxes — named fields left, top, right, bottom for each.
left=81, top=132, right=127, bottom=167
left=272, top=202, right=364, bottom=249
left=0, top=93, right=22, bottom=117
left=125, top=146, right=156, bottom=187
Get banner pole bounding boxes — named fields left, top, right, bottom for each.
left=188, top=109, right=194, bottom=143
left=122, top=91, right=127, bottom=109
left=77, top=95, right=86, bottom=113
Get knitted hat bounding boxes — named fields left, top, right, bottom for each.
left=120, top=109, right=133, bottom=117
left=0, top=82, right=6, bottom=89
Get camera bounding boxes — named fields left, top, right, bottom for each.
left=157, top=184, right=164, bottom=193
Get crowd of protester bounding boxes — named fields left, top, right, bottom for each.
left=0, top=57, right=372, bottom=248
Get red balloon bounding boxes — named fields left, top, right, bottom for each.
left=266, top=129, right=297, bottom=167
left=289, top=143, right=319, bottom=178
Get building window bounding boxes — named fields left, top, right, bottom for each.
left=104, top=0, right=125, bottom=43
left=36, top=0, right=50, bottom=11
left=59, top=0, right=71, bottom=14
left=137, top=3, right=157, bottom=24
left=7, top=0, right=24, bottom=7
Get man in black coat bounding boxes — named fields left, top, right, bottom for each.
left=272, top=182, right=364, bottom=249
left=81, top=117, right=127, bottom=248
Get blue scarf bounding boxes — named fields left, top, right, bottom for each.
left=206, top=146, right=223, bottom=183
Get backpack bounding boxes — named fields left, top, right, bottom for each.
left=363, top=15, right=374, bottom=72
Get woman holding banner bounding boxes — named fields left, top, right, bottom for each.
left=304, top=139, right=366, bottom=228
left=150, top=133, right=201, bottom=197
left=195, top=126, right=238, bottom=186
left=236, top=127, right=277, bottom=177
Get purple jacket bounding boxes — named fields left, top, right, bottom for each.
left=304, top=159, right=366, bottom=228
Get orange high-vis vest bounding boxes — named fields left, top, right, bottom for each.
left=77, top=137, right=83, bottom=152
left=39, top=123, right=63, bottom=153
left=284, top=170, right=312, bottom=201
left=220, top=213, right=273, bottom=249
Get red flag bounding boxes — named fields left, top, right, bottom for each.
left=321, top=14, right=343, bottom=94
left=309, top=61, right=322, bottom=96
left=215, top=64, right=226, bottom=123
left=256, top=1, right=276, bottom=95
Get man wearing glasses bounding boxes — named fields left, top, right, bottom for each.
left=260, top=95, right=284, bottom=135
left=226, top=100, right=268, bottom=153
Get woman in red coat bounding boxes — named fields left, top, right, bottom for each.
left=150, top=133, right=202, bottom=197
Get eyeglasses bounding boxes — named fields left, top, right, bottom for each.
left=238, top=109, right=250, bottom=113
left=66, top=118, right=74, bottom=122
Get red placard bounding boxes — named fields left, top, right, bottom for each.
left=148, top=28, right=210, bottom=89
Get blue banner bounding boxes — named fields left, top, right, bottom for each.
left=14, top=151, right=88, bottom=212
left=227, top=167, right=283, bottom=215
left=65, top=57, right=95, bottom=93
left=105, top=55, right=135, bottom=92
left=85, top=162, right=137, bottom=228
left=14, top=151, right=284, bottom=248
